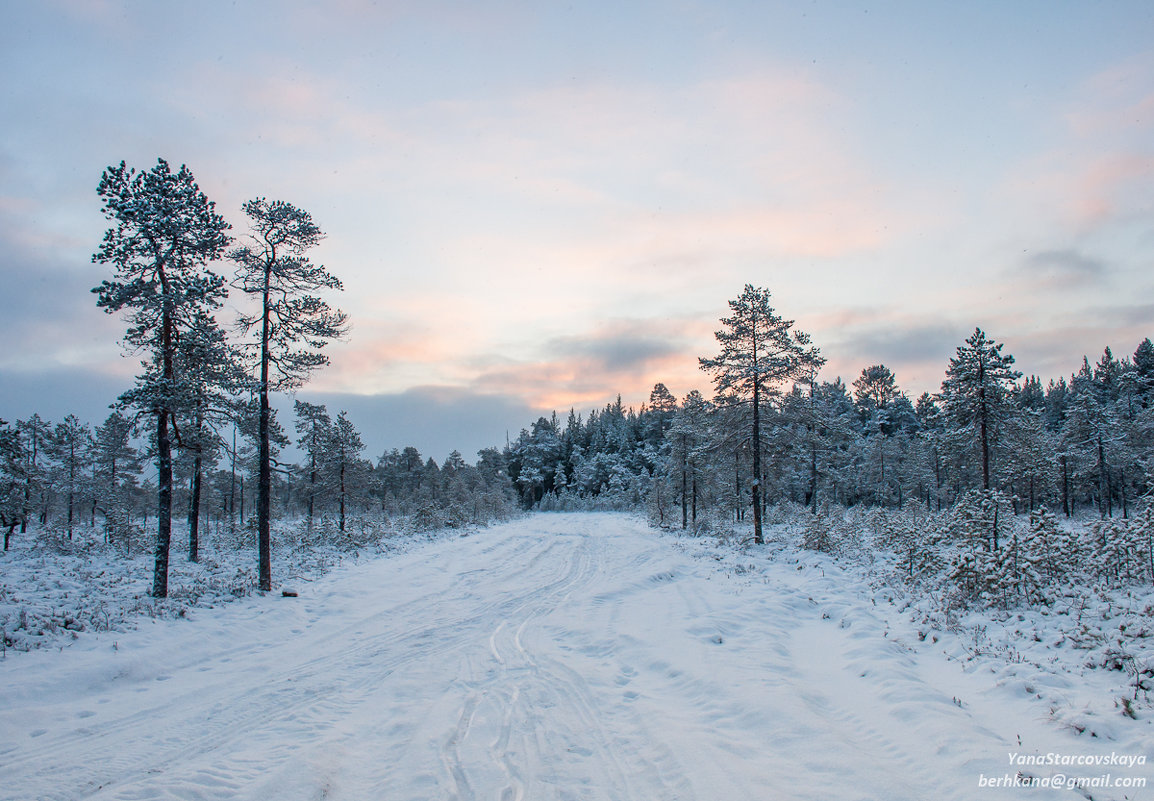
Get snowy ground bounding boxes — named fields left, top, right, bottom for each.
left=1, top=513, right=1151, bottom=800
left=0, top=521, right=423, bottom=654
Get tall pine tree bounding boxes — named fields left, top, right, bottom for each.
left=938, top=328, right=1021, bottom=494
left=231, top=199, right=347, bottom=591
left=93, top=158, right=230, bottom=597
left=700, top=285, right=823, bottom=544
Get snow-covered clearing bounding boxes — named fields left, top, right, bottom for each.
left=1, top=513, right=1150, bottom=800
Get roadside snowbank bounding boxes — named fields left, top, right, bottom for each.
left=0, top=518, right=478, bottom=655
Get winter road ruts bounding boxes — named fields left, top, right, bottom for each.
left=0, top=514, right=1134, bottom=800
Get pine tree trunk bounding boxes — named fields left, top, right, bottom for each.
left=67, top=440, right=75, bottom=539
left=809, top=436, right=818, bottom=514
left=90, top=462, right=98, bottom=527
left=1120, top=467, right=1128, bottom=519
left=307, top=430, right=316, bottom=532
left=1097, top=435, right=1107, bottom=519
left=1106, top=457, right=1114, bottom=518
left=879, top=441, right=886, bottom=507
left=339, top=458, right=346, bottom=533
left=1061, top=454, right=1070, bottom=517
left=980, top=401, right=989, bottom=491
left=21, top=466, right=29, bottom=534
left=308, top=474, right=315, bottom=526
left=934, top=450, right=942, bottom=512
left=189, top=453, right=202, bottom=562
left=29, top=429, right=38, bottom=530
left=153, top=289, right=175, bottom=599
left=153, top=408, right=172, bottom=598
left=258, top=276, right=273, bottom=591
left=692, top=473, right=697, bottom=527
left=991, top=498, right=1000, bottom=551
left=108, top=458, right=117, bottom=545
left=680, top=442, right=688, bottom=530
left=734, top=450, right=741, bottom=522
left=258, top=387, right=272, bottom=589
left=978, top=358, right=991, bottom=492
left=751, top=372, right=763, bottom=545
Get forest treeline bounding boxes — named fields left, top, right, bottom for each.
left=5, top=304, right=1150, bottom=544
left=0, top=404, right=518, bottom=550
left=5, top=326, right=1148, bottom=546
left=508, top=335, right=1154, bottom=526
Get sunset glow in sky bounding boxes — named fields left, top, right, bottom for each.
left=2, top=1, right=1152, bottom=458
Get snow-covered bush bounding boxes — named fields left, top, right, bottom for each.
left=1023, top=506, right=1074, bottom=585
left=875, top=506, right=944, bottom=583
left=801, top=512, right=836, bottom=554
left=985, top=527, right=1047, bottom=607
left=1090, top=517, right=1150, bottom=587
left=942, top=489, right=1014, bottom=552
left=410, top=501, right=446, bottom=532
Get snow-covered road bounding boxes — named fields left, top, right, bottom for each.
left=1, top=514, right=1146, bottom=800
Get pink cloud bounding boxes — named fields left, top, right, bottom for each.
left=464, top=316, right=713, bottom=411
left=1007, top=57, right=1154, bottom=232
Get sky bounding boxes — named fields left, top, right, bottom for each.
left=2, top=0, right=1152, bottom=462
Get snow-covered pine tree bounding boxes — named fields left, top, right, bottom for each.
left=1133, top=505, right=1154, bottom=584
left=1023, top=506, right=1074, bottom=586
left=699, top=285, right=823, bottom=544
left=666, top=390, right=711, bottom=530
left=705, top=394, right=754, bottom=525
left=943, top=491, right=1025, bottom=607
left=0, top=419, right=28, bottom=549
left=507, top=416, right=563, bottom=506
left=294, top=400, right=333, bottom=530
left=93, top=158, right=231, bottom=597
left=327, top=411, right=365, bottom=534
left=50, top=415, right=92, bottom=540
left=988, top=524, right=1046, bottom=607
left=805, top=379, right=861, bottom=510
left=231, top=199, right=347, bottom=591
left=946, top=549, right=999, bottom=607
left=1131, top=338, right=1154, bottom=408
left=1092, top=348, right=1131, bottom=516
left=937, top=328, right=1021, bottom=496
left=914, top=393, right=948, bottom=511
left=852, top=365, right=901, bottom=506
left=944, top=488, right=1013, bottom=552
left=176, top=310, right=247, bottom=562
left=440, top=450, right=479, bottom=527
left=91, top=411, right=141, bottom=548
left=1064, top=356, right=1123, bottom=518
left=16, top=414, right=50, bottom=532
left=1002, top=402, right=1056, bottom=513
left=645, top=383, right=678, bottom=448
left=878, top=504, right=943, bottom=583
left=1091, top=516, right=1148, bottom=586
